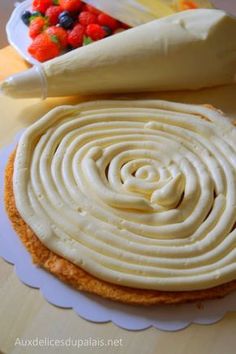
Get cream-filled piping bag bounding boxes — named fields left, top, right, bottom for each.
left=1, top=9, right=236, bottom=99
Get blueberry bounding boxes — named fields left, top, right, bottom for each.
left=102, top=26, right=113, bottom=37
left=58, top=11, right=70, bottom=20
left=21, top=10, right=32, bottom=26
left=59, top=15, right=74, bottom=29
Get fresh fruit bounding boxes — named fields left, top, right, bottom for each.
left=114, top=28, right=126, bottom=35
left=28, top=32, right=60, bottom=61
left=32, top=0, right=53, bottom=14
left=29, top=16, right=48, bottom=39
left=83, top=4, right=101, bottom=15
left=179, top=0, right=198, bottom=10
left=97, top=13, right=118, bottom=31
left=58, top=10, right=69, bottom=19
left=45, top=5, right=63, bottom=25
left=30, top=11, right=43, bottom=19
left=59, top=0, right=82, bottom=12
left=78, top=11, right=97, bottom=26
left=86, top=24, right=106, bottom=41
left=120, top=22, right=130, bottom=30
left=21, top=10, right=32, bottom=26
left=68, top=23, right=85, bottom=48
left=46, top=26, right=68, bottom=48
left=83, top=36, right=93, bottom=45
left=23, top=0, right=129, bottom=61
left=102, top=25, right=112, bottom=37
left=59, top=12, right=74, bottom=28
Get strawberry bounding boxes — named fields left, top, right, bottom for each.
left=29, top=17, right=48, bottom=39
left=28, top=32, right=60, bottom=61
left=59, top=0, right=82, bottom=12
left=120, top=22, right=130, bottom=30
left=86, top=24, right=106, bottom=41
left=32, top=0, right=53, bottom=14
left=97, top=13, right=119, bottom=31
left=83, top=4, right=102, bottom=16
left=78, top=11, right=97, bottom=26
left=83, top=36, right=93, bottom=45
left=45, top=5, right=63, bottom=25
left=102, top=25, right=112, bottom=37
left=114, top=28, right=125, bottom=35
left=46, top=26, right=68, bottom=48
left=68, top=23, right=85, bottom=48
left=179, top=0, right=198, bottom=10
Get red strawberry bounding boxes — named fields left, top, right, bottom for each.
left=179, top=0, right=198, bottom=10
left=45, top=6, right=63, bottom=25
left=29, top=17, right=48, bottom=39
left=32, top=0, right=53, bottom=14
left=114, top=28, right=125, bottom=35
left=59, top=0, right=82, bottom=12
left=83, top=4, right=102, bottom=15
left=120, top=22, right=130, bottom=30
left=86, top=24, right=106, bottom=41
left=28, top=32, right=60, bottom=61
left=68, top=23, right=85, bottom=48
left=46, top=26, right=68, bottom=48
left=78, top=11, right=97, bottom=26
left=97, top=13, right=119, bottom=31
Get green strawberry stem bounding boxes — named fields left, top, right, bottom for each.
left=83, top=36, right=93, bottom=45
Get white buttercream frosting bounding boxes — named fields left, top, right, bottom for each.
left=13, top=100, right=236, bottom=291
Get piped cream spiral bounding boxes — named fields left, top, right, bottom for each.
left=13, top=100, right=236, bottom=291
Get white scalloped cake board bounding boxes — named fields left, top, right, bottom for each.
left=0, top=85, right=236, bottom=331
left=1, top=136, right=236, bottom=332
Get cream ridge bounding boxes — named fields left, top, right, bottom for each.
left=13, top=100, right=236, bottom=291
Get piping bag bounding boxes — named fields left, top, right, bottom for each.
left=80, top=0, right=174, bottom=26
left=1, top=9, right=236, bottom=99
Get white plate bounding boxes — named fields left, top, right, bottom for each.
left=6, top=0, right=38, bottom=65
left=6, top=0, right=136, bottom=65
left=6, top=0, right=231, bottom=66
left=6, top=0, right=133, bottom=65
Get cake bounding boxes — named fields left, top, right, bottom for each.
left=5, top=99, right=236, bottom=305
